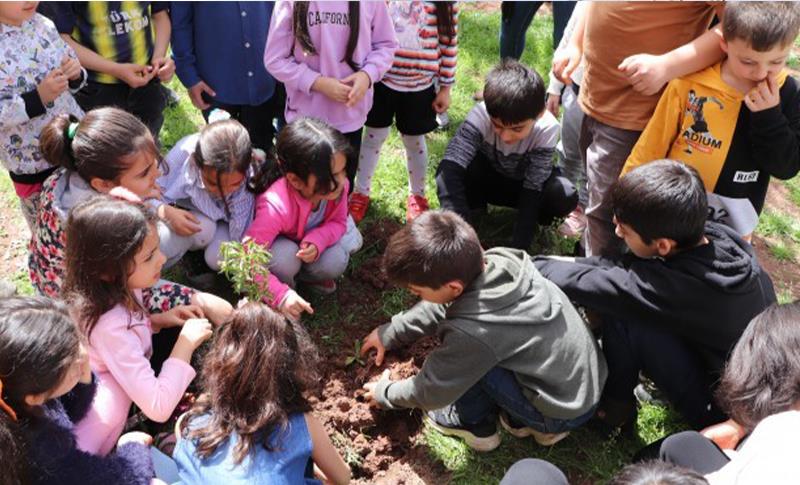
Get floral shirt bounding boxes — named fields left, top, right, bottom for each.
left=29, top=169, right=194, bottom=312
left=0, top=14, right=85, bottom=176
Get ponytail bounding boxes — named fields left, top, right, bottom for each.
left=39, top=113, right=80, bottom=172
left=434, top=2, right=457, bottom=40
left=291, top=1, right=361, bottom=72
left=344, top=2, right=360, bottom=72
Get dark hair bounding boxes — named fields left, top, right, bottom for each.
left=62, top=195, right=157, bottom=337
left=716, top=301, right=800, bottom=432
left=611, top=160, right=707, bottom=250
left=292, top=1, right=361, bottom=71
left=434, top=2, right=457, bottom=40
left=39, top=107, right=161, bottom=184
left=609, top=460, right=708, bottom=485
left=193, top=119, right=254, bottom=214
left=383, top=210, right=483, bottom=289
left=258, top=117, right=351, bottom=196
left=0, top=297, right=83, bottom=485
left=723, top=1, right=800, bottom=51
left=483, top=59, right=546, bottom=125
left=180, top=303, right=319, bottom=464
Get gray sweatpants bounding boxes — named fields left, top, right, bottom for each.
left=579, top=115, right=641, bottom=257
left=556, top=86, right=587, bottom=208
left=157, top=212, right=231, bottom=271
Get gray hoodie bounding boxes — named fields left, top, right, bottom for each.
left=374, top=248, right=607, bottom=420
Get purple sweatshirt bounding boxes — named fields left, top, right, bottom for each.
left=264, top=1, right=398, bottom=133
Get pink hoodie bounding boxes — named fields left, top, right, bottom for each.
left=264, top=1, right=398, bottom=133
left=245, top=177, right=350, bottom=307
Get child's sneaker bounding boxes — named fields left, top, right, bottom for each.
left=304, top=279, right=337, bottom=295
left=499, top=413, right=570, bottom=446
left=349, top=192, right=370, bottom=224
left=557, top=205, right=587, bottom=238
left=424, top=405, right=501, bottom=452
left=406, top=194, right=430, bottom=223
left=436, top=112, right=450, bottom=130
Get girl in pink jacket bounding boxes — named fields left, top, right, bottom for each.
left=246, top=118, right=363, bottom=321
left=64, top=195, right=218, bottom=457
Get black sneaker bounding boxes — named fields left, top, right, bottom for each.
left=424, top=405, right=501, bottom=452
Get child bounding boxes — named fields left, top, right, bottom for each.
left=350, top=1, right=458, bottom=223
left=657, top=302, right=800, bottom=484
left=64, top=195, right=214, bottom=457
left=264, top=1, right=398, bottom=184
left=361, top=210, right=606, bottom=451
left=622, top=2, right=800, bottom=238
left=245, top=118, right=363, bottom=321
left=0, top=295, right=162, bottom=485
left=31, top=108, right=231, bottom=324
left=173, top=302, right=351, bottom=484
left=0, top=1, right=85, bottom=230
left=534, top=160, right=777, bottom=430
left=47, top=1, right=174, bottom=140
left=157, top=118, right=262, bottom=270
left=435, top=59, right=578, bottom=250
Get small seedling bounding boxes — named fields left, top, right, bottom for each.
left=219, top=238, right=272, bottom=302
left=345, top=340, right=366, bottom=367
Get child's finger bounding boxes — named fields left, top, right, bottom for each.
left=300, top=299, right=314, bottom=315
left=766, top=75, right=778, bottom=95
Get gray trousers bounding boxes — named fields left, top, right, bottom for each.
left=579, top=115, right=641, bottom=257
left=557, top=86, right=587, bottom=208
left=157, top=213, right=230, bottom=271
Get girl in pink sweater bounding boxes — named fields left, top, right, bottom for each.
left=246, top=118, right=363, bottom=321
left=65, top=194, right=216, bottom=457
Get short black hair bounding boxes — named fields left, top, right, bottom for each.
left=383, top=210, right=483, bottom=289
left=611, top=160, right=707, bottom=249
left=483, top=59, right=545, bottom=125
left=723, top=1, right=800, bottom=51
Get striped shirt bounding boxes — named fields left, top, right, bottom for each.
left=382, top=1, right=458, bottom=92
left=50, top=1, right=167, bottom=84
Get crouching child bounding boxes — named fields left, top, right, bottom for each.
left=361, top=211, right=606, bottom=451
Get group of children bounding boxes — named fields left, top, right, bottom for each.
left=2, top=0, right=800, bottom=484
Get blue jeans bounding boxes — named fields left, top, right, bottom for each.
left=499, top=1, right=576, bottom=60
left=454, top=367, right=597, bottom=434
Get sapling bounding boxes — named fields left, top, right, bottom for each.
left=219, top=238, right=272, bottom=302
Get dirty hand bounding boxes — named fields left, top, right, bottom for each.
left=312, top=76, right=350, bottom=104
left=552, top=44, right=581, bottom=85
left=151, top=304, right=204, bottom=331
left=361, top=328, right=386, bottom=366
left=362, top=369, right=391, bottom=406
left=163, top=206, right=201, bottom=236
left=545, top=93, right=561, bottom=117
left=618, top=53, right=668, bottom=95
left=744, top=75, right=780, bottom=112
left=342, top=70, right=371, bottom=108
left=280, top=290, right=314, bottom=321
left=296, top=242, right=319, bottom=263
left=37, top=68, right=68, bottom=104
left=60, top=56, right=83, bottom=81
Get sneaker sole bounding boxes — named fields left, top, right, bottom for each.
left=423, top=415, right=501, bottom=452
left=498, top=414, right=570, bottom=446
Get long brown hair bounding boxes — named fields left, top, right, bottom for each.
left=180, top=303, right=320, bottom=464
left=62, top=196, right=156, bottom=337
left=434, top=2, right=457, bottom=40
left=292, top=1, right=361, bottom=71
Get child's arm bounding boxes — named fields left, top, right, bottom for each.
left=620, top=80, right=685, bottom=177
left=306, top=413, right=351, bottom=485
left=150, top=8, right=175, bottom=82
left=702, top=419, right=746, bottom=450
left=263, top=2, right=321, bottom=97
left=0, top=73, right=65, bottom=129
left=748, top=75, right=800, bottom=180
left=301, top=187, right=349, bottom=260
left=435, top=115, right=485, bottom=223
left=358, top=2, right=399, bottom=89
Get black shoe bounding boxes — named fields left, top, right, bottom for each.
left=424, top=405, right=501, bottom=452
left=589, top=397, right=637, bottom=438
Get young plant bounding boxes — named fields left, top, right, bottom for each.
left=345, top=340, right=366, bottom=367
left=219, top=238, right=272, bottom=302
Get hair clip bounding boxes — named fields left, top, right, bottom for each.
left=208, top=108, right=232, bottom=124
left=67, top=122, right=79, bottom=140
left=108, top=186, right=142, bottom=203
left=0, top=378, right=18, bottom=421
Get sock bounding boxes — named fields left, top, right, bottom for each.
left=354, top=126, right=390, bottom=196
left=401, top=134, right=428, bottom=197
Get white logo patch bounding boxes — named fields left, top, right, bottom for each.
left=733, top=170, right=759, bottom=183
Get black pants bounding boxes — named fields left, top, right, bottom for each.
left=201, top=84, right=286, bottom=151
left=343, top=128, right=363, bottom=189
left=658, top=431, right=730, bottom=475
left=76, top=78, right=166, bottom=142
left=602, top=318, right=726, bottom=429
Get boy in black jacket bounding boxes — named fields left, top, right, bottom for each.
left=535, top=160, right=776, bottom=430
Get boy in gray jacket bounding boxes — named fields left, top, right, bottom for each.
left=362, top=211, right=606, bottom=451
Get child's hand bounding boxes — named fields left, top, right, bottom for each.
left=745, top=75, right=780, bottom=112
left=60, top=56, right=83, bottom=81
left=117, top=431, right=153, bottom=448
left=432, top=86, right=451, bottom=114
left=280, top=290, right=314, bottom=321
left=188, top=80, right=216, bottom=110
left=618, top=53, right=668, bottom=95
left=151, top=304, right=204, bottom=331
left=311, top=76, right=350, bottom=104
left=553, top=45, right=581, bottom=85
left=545, top=93, right=561, bottom=117
left=151, top=56, right=176, bottom=82
left=162, top=205, right=201, bottom=236
left=191, top=291, right=233, bottom=326
left=296, top=242, right=319, bottom=263
left=361, top=328, right=386, bottom=365
left=342, top=71, right=371, bottom=108
left=362, top=369, right=391, bottom=407
left=178, top=318, right=213, bottom=349
left=112, top=62, right=155, bottom=88
left=37, top=68, right=68, bottom=104
left=701, top=419, right=746, bottom=450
